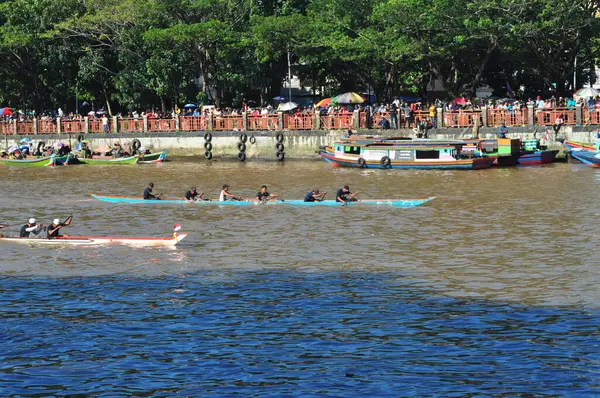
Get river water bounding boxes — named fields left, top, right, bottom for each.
left=0, top=159, right=599, bottom=396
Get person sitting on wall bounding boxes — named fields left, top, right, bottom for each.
left=377, top=116, right=390, bottom=129
left=497, top=122, right=509, bottom=138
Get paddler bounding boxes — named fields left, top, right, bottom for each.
left=47, top=218, right=69, bottom=239
left=20, top=218, right=44, bottom=238
left=256, top=185, right=278, bottom=202
left=219, top=184, right=242, bottom=201
left=304, top=189, right=327, bottom=202
left=184, top=186, right=205, bottom=202
left=143, top=182, right=162, bottom=200
left=336, top=185, right=359, bottom=204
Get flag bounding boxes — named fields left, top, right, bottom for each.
left=506, top=81, right=515, bottom=97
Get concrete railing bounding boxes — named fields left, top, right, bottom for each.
left=2, top=105, right=599, bottom=135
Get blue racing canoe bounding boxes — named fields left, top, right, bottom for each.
left=91, top=194, right=436, bottom=207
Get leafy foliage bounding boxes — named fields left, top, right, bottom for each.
left=0, top=0, right=596, bottom=113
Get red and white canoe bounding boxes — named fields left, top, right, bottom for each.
left=0, top=233, right=187, bottom=247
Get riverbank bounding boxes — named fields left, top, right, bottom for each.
left=4, top=125, right=597, bottom=158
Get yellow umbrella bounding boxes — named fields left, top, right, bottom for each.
left=333, top=92, right=364, bottom=104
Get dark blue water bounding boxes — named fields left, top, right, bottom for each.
left=1, top=270, right=598, bottom=397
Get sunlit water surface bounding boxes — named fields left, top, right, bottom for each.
left=0, top=159, right=598, bottom=396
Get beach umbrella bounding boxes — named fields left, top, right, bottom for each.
left=452, top=97, right=468, bottom=105
left=278, top=102, right=298, bottom=111
left=0, top=107, right=13, bottom=116
left=575, top=87, right=600, bottom=99
left=19, top=137, right=32, bottom=144
left=183, top=103, right=198, bottom=109
left=315, top=98, right=333, bottom=107
left=333, top=92, right=364, bottom=104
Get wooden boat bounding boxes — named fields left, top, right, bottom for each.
left=91, top=194, right=436, bottom=207
left=0, top=154, right=74, bottom=167
left=567, top=136, right=600, bottom=167
left=563, top=141, right=594, bottom=151
left=516, top=139, right=558, bottom=165
left=139, top=150, right=168, bottom=164
left=77, top=155, right=140, bottom=165
left=320, top=140, right=495, bottom=170
left=0, top=233, right=186, bottom=247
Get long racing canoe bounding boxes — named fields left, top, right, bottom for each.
left=139, top=150, right=168, bottom=164
left=91, top=194, right=436, bottom=207
left=0, top=233, right=186, bottom=247
left=0, top=155, right=73, bottom=167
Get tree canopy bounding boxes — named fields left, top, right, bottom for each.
left=0, top=0, right=597, bottom=113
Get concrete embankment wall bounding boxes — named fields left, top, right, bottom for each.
left=4, top=126, right=598, bottom=159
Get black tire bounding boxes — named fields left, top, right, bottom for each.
left=276, top=132, right=284, bottom=143
left=249, top=135, right=256, bottom=144
left=204, top=133, right=212, bottom=142
left=239, top=133, right=248, bottom=143
left=204, top=142, right=213, bottom=151
left=238, top=151, right=246, bottom=162
left=276, top=151, right=285, bottom=161
left=37, top=141, right=46, bottom=152
left=132, top=139, right=141, bottom=150
left=77, top=134, right=84, bottom=143
left=237, top=142, right=246, bottom=152
left=276, top=142, right=284, bottom=152
left=204, top=151, right=212, bottom=160
left=357, top=158, right=366, bottom=168
left=380, top=156, right=391, bottom=168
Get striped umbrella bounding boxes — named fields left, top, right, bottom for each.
left=332, top=92, right=364, bottom=104
left=315, top=97, right=333, bottom=107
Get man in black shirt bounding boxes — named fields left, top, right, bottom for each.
left=184, top=187, right=204, bottom=202
left=336, top=185, right=359, bottom=204
left=47, top=218, right=68, bottom=239
left=143, top=182, right=161, bottom=200
left=256, top=185, right=277, bottom=202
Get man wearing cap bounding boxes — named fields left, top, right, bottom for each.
left=143, top=182, right=161, bottom=200
left=219, top=184, right=242, bottom=201
left=20, top=218, right=44, bottom=238
left=336, top=185, right=359, bottom=205
left=47, top=219, right=68, bottom=239
left=184, top=187, right=204, bottom=202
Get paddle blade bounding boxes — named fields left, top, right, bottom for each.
left=173, top=224, right=182, bottom=232
left=63, top=215, right=73, bottom=226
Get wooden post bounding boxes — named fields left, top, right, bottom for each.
left=436, top=107, right=444, bottom=128
left=56, top=117, right=62, bottom=134
left=33, top=118, right=38, bottom=135
left=143, top=115, right=149, bottom=132
left=112, top=116, right=118, bottom=133
left=527, top=104, right=535, bottom=126
left=353, top=109, right=360, bottom=130
left=13, top=119, right=17, bottom=135
left=242, top=112, right=248, bottom=131
left=278, top=112, right=284, bottom=130
left=84, top=117, right=89, bottom=134
left=481, top=106, right=488, bottom=127
left=576, top=104, right=582, bottom=127
left=315, top=110, right=321, bottom=130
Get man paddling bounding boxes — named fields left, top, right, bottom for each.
left=304, top=189, right=327, bottom=202
left=219, top=184, right=242, bottom=201
left=47, top=218, right=70, bottom=239
left=256, top=185, right=278, bottom=202
left=20, top=218, right=44, bottom=238
left=336, top=185, right=359, bottom=205
left=184, top=187, right=205, bottom=202
left=144, top=182, right=162, bottom=200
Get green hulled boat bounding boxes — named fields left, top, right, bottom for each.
left=0, top=154, right=75, bottom=167
left=139, top=150, right=168, bottom=164
left=77, top=155, right=140, bottom=165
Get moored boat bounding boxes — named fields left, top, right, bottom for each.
left=563, top=140, right=595, bottom=151
left=320, top=140, right=495, bottom=170
left=0, top=233, right=186, bottom=247
left=91, top=194, right=436, bottom=207
left=516, top=139, right=558, bottom=165
left=0, top=154, right=73, bottom=167
left=139, top=150, right=168, bottom=164
left=565, top=134, right=600, bottom=167
left=76, top=155, right=140, bottom=165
